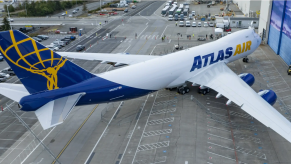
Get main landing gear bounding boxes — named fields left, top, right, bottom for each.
left=177, top=86, right=190, bottom=95
left=198, top=87, right=210, bottom=95
left=242, top=57, right=249, bottom=63
left=166, top=85, right=190, bottom=95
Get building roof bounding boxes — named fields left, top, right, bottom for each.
left=224, top=16, right=259, bottom=21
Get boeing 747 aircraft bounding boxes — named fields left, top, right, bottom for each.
left=0, top=29, right=291, bottom=143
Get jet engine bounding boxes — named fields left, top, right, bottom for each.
left=258, top=90, right=277, bottom=106
left=239, top=73, right=255, bottom=86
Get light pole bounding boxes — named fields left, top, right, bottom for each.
left=7, top=5, right=12, bottom=30
left=177, top=33, right=180, bottom=47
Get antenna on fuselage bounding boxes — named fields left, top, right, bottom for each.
left=248, top=21, right=254, bottom=29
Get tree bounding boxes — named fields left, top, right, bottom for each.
left=1, top=17, right=10, bottom=31
left=4, top=4, right=7, bottom=13
left=8, top=5, right=15, bottom=12
left=82, top=3, right=87, bottom=12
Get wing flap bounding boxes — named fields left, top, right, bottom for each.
left=35, top=92, right=85, bottom=130
left=189, top=62, right=291, bottom=142
left=58, top=52, right=159, bottom=65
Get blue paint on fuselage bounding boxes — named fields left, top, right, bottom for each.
left=20, top=76, right=154, bottom=111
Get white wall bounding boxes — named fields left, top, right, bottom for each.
left=258, top=0, right=271, bottom=36
left=233, top=0, right=250, bottom=16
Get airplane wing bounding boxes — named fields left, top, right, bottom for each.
left=58, top=52, right=159, bottom=65
left=187, top=62, right=291, bottom=142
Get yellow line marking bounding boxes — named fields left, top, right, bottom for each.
left=136, top=27, right=157, bottom=54
left=52, top=105, right=98, bottom=164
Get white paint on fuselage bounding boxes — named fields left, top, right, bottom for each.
left=99, top=29, right=260, bottom=90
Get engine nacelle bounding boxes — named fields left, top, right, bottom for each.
left=258, top=90, right=277, bottom=106
left=239, top=73, right=255, bottom=86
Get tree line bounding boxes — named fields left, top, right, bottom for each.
left=4, top=1, right=85, bottom=17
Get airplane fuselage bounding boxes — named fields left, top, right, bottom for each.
left=20, top=29, right=261, bottom=111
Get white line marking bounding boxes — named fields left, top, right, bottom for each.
left=123, top=45, right=131, bottom=53
left=84, top=102, right=123, bottom=164
left=21, top=127, right=55, bottom=164
left=119, top=94, right=150, bottom=164
left=137, top=26, right=148, bottom=38
left=131, top=92, right=159, bottom=164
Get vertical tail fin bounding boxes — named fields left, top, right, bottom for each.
left=0, top=30, right=95, bottom=94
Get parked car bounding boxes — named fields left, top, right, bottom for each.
left=131, top=5, right=136, bottom=9
left=192, top=11, right=195, bottom=15
left=188, top=14, right=193, bottom=20
left=179, top=21, right=184, bottom=27
left=2, top=67, right=15, bottom=76
left=76, top=45, right=85, bottom=51
left=185, top=21, right=191, bottom=27
left=110, top=12, right=119, bottom=15
left=209, top=22, right=214, bottom=27
left=61, top=13, right=66, bottom=16
left=192, top=22, right=196, bottom=27
left=32, top=37, right=42, bottom=42
left=198, top=22, right=201, bottom=27
left=168, top=15, right=173, bottom=21
left=64, top=35, right=76, bottom=40
left=180, top=14, right=184, bottom=21
left=0, top=72, right=10, bottom=79
left=174, top=14, right=179, bottom=21
left=204, top=22, right=208, bottom=27
left=0, top=74, right=7, bottom=82
left=72, top=10, right=77, bottom=14
left=37, top=35, right=49, bottom=40
left=124, top=8, right=128, bottom=13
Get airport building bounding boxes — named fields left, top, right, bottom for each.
left=259, top=0, right=291, bottom=65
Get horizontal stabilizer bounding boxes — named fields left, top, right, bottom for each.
left=0, top=83, right=29, bottom=102
left=35, top=92, right=85, bottom=130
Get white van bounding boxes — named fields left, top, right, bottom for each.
left=216, top=23, right=224, bottom=28
left=198, top=22, right=201, bottom=27
left=192, top=22, right=196, bottom=27
left=186, top=21, right=191, bottom=27
left=168, top=15, right=173, bottom=21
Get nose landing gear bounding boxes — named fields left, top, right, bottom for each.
left=243, top=57, right=249, bottom=63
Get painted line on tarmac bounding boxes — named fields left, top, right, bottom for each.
left=119, top=94, right=150, bottom=164
left=137, top=27, right=157, bottom=54
left=52, top=105, right=98, bottom=164
left=130, top=92, right=159, bottom=164
left=84, top=102, right=123, bottom=164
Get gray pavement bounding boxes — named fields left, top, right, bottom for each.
left=2, top=1, right=291, bottom=164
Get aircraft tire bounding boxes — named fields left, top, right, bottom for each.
left=203, top=90, right=207, bottom=95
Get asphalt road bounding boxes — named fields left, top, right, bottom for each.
left=65, top=1, right=156, bottom=52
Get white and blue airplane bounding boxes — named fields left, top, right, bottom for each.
left=0, top=29, right=291, bottom=142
